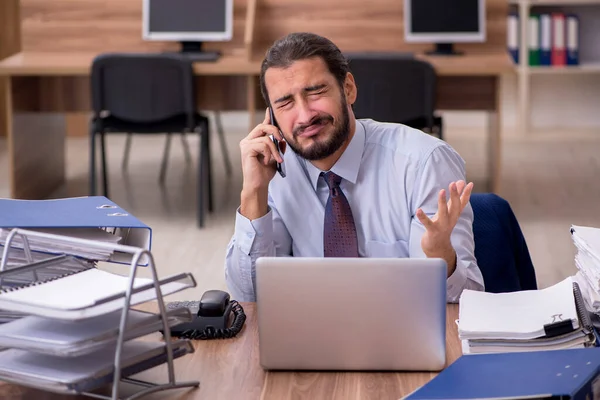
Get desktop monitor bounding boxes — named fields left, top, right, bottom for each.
left=404, top=0, right=486, bottom=56
left=142, top=0, right=233, bottom=58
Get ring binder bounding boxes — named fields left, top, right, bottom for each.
left=0, top=228, right=200, bottom=400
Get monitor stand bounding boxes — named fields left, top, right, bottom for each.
left=177, top=41, right=221, bottom=62
left=425, top=43, right=463, bottom=56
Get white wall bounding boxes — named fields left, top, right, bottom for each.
left=443, top=73, right=600, bottom=134
left=444, top=5, right=600, bottom=134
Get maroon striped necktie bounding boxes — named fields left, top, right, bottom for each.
left=322, top=172, right=359, bottom=257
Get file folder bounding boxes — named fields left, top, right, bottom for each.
left=552, top=13, right=566, bottom=66
left=528, top=15, right=540, bottom=66
left=0, top=196, right=151, bottom=265
left=540, top=14, right=552, bottom=66
left=567, top=14, right=580, bottom=66
left=507, top=12, right=519, bottom=64
left=405, top=347, right=600, bottom=399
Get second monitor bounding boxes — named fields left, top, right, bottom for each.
left=142, top=0, right=233, bottom=61
left=404, top=0, right=486, bottom=56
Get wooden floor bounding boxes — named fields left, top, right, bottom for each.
left=0, top=113, right=598, bottom=301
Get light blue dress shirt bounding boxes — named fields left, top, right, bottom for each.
left=224, top=118, right=485, bottom=302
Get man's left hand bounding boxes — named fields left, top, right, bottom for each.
left=416, top=180, right=474, bottom=276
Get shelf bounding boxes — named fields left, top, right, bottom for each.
left=510, top=0, right=600, bottom=5
left=514, top=63, right=600, bottom=74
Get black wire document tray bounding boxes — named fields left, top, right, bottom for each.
left=0, top=228, right=201, bottom=400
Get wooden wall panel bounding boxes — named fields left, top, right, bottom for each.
left=20, top=0, right=248, bottom=55
left=253, top=0, right=508, bottom=56
left=20, top=0, right=507, bottom=56
left=0, top=0, right=21, bottom=137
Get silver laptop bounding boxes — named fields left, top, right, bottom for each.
left=255, top=257, right=447, bottom=371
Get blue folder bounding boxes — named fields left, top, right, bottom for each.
left=0, top=196, right=151, bottom=266
left=405, top=348, right=600, bottom=399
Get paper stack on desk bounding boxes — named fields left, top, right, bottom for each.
left=570, top=225, right=600, bottom=313
left=0, top=228, right=122, bottom=263
left=458, top=277, right=596, bottom=354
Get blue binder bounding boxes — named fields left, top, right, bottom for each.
left=0, top=196, right=151, bottom=266
left=405, top=348, right=600, bottom=399
left=540, top=13, right=552, bottom=66
left=507, top=12, right=519, bottom=64
left=566, top=14, right=580, bottom=66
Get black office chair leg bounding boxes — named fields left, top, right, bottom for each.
left=180, top=132, right=192, bottom=165
left=204, top=119, right=214, bottom=213
left=100, top=131, right=109, bottom=198
left=196, top=125, right=205, bottom=228
left=214, top=111, right=232, bottom=176
left=159, top=133, right=172, bottom=185
left=89, top=124, right=97, bottom=196
left=122, top=132, right=132, bottom=171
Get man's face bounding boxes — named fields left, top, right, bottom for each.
left=264, top=57, right=353, bottom=161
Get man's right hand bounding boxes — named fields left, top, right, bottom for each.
left=239, top=108, right=285, bottom=220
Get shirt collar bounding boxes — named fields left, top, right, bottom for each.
left=303, top=120, right=366, bottom=190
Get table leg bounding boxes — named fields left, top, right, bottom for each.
left=486, top=76, right=503, bottom=194
left=6, top=78, right=66, bottom=199
left=247, top=75, right=257, bottom=132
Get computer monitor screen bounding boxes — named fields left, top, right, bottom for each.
left=143, top=0, right=233, bottom=53
left=404, top=0, right=485, bottom=55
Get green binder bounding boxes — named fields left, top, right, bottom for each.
left=529, top=15, right=540, bottom=66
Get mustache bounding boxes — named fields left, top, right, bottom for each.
left=293, top=115, right=334, bottom=136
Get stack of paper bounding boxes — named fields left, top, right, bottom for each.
left=571, top=225, right=600, bottom=313
left=0, top=255, right=94, bottom=324
left=0, top=307, right=192, bottom=357
left=458, top=277, right=596, bottom=354
left=0, top=227, right=122, bottom=262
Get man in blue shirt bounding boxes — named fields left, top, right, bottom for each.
left=225, top=32, right=485, bottom=302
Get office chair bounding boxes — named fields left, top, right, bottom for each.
left=470, top=193, right=538, bottom=293
left=89, top=52, right=215, bottom=227
left=345, top=53, right=443, bottom=140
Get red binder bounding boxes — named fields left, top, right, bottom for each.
left=551, top=13, right=566, bottom=66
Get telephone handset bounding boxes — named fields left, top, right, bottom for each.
left=166, top=290, right=246, bottom=340
left=268, top=107, right=286, bottom=178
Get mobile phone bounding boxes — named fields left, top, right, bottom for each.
left=269, top=107, right=286, bottom=178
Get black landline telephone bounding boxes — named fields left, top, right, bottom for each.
left=165, top=290, right=246, bottom=340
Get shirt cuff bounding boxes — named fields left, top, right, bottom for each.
left=446, top=257, right=469, bottom=303
left=234, top=207, right=274, bottom=255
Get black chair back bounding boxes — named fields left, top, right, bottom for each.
left=90, top=53, right=196, bottom=129
left=346, top=53, right=437, bottom=130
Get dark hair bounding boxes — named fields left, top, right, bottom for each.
left=259, top=32, right=350, bottom=105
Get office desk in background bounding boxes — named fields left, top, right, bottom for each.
left=0, top=51, right=512, bottom=201
left=0, top=304, right=461, bottom=400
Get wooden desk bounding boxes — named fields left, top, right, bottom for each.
left=0, top=51, right=513, bottom=200
left=0, top=304, right=461, bottom=400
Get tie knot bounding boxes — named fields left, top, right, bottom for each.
left=323, top=172, right=342, bottom=190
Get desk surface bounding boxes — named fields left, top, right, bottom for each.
left=0, top=51, right=514, bottom=77
left=0, top=303, right=460, bottom=400
left=0, top=52, right=263, bottom=76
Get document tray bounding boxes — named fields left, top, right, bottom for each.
left=0, top=340, right=194, bottom=395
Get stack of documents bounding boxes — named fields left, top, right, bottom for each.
left=0, top=255, right=198, bottom=395
left=0, top=227, right=122, bottom=262
left=0, top=255, right=94, bottom=324
left=571, top=225, right=600, bottom=313
left=458, top=277, right=596, bottom=354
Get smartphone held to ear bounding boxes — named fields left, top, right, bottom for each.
left=269, top=107, right=286, bottom=178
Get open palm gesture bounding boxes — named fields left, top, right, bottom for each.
left=416, top=180, right=474, bottom=257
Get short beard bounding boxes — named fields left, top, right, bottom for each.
left=286, top=96, right=350, bottom=161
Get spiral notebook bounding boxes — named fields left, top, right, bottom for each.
left=0, top=256, right=196, bottom=320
